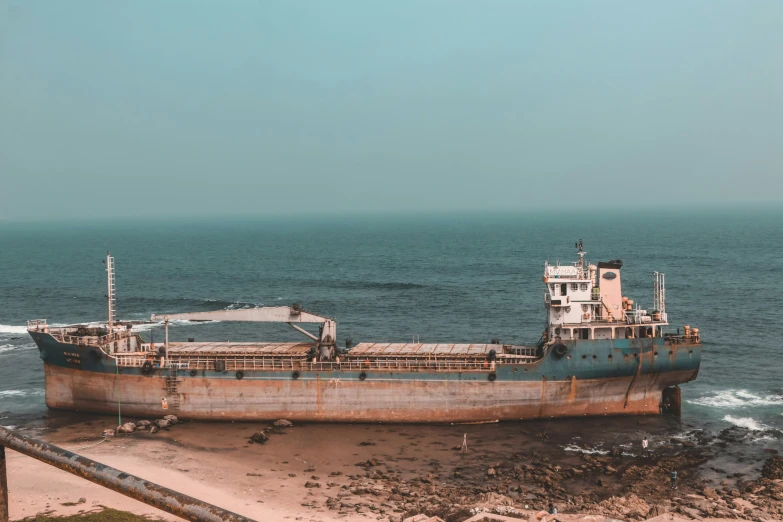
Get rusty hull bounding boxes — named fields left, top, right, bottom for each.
left=31, top=327, right=701, bottom=423
left=42, top=363, right=697, bottom=423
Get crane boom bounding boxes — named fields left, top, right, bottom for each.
left=150, top=306, right=336, bottom=347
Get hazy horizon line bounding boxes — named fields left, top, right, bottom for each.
left=1, top=200, right=780, bottom=227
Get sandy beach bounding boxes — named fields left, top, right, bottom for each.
left=4, top=413, right=782, bottom=522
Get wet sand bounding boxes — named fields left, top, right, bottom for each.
left=5, top=412, right=782, bottom=521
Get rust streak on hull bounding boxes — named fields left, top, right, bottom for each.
left=44, top=364, right=696, bottom=423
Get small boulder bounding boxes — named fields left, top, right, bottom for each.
left=305, top=481, right=321, bottom=488
left=163, top=415, right=178, bottom=425
left=273, top=419, right=293, bottom=428
left=150, top=426, right=160, bottom=434
left=101, top=429, right=115, bottom=438
left=153, top=419, right=170, bottom=429
left=703, top=486, right=718, bottom=499
left=762, top=456, right=783, bottom=480
left=137, top=420, right=151, bottom=428
left=249, top=431, right=269, bottom=444
left=117, top=422, right=136, bottom=434
left=647, top=504, right=668, bottom=518
left=487, top=467, right=497, bottom=476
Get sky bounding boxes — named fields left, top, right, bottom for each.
left=1, top=1, right=781, bottom=221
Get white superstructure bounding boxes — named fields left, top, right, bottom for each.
left=542, top=240, right=678, bottom=341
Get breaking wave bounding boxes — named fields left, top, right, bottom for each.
left=723, top=415, right=770, bottom=431
left=687, top=389, right=783, bottom=409
left=0, top=324, right=27, bottom=335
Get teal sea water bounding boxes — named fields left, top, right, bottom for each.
left=1, top=208, right=781, bottom=445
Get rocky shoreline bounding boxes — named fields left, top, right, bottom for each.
left=300, top=425, right=783, bottom=522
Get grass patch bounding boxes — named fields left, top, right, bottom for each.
left=20, top=507, right=163, bottom=521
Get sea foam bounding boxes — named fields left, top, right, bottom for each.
left=687, top=389, right=783, bottom=408
left=0, top=389, right=44, bottom=398
left=0, top=344, right=36, bottom=355
left=562, top=444, right=609, bottom=455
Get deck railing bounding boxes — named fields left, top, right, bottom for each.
left=114, top=352, right=539, bottom=372
left=26, top=319, right=48, bottom=330
left=49, top=329, right=135, bottom=347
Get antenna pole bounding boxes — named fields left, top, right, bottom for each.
left=576, top=239, right=586, bottom=276
left=106, top=252, right=116, bottom=329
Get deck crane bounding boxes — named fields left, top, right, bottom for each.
left=151, top=306, right=336, bottom=360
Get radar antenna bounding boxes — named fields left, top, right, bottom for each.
left=575, top=239, right=586, bottom=275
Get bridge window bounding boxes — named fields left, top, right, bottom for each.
left=571, top=283, right=579, bottom=292
left=580, top=283, right=588, bottom=291
left=561, top=283, right=568, bottom=295
left=550, top=284, right=556, bottom=294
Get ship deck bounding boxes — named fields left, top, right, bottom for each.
left=165, top=342, right=312, bottom=356
left=349, top=342, right=535, bottom=358
left=157, top=341, right=538, bottom=359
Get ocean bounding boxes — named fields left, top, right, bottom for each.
left=1, top=208, right=782, bottom=445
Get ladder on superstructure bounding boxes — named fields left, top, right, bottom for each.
left=106, top=252, right=116, bottom=329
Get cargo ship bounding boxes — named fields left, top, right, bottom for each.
left=26, top=243, right=701, bottom=423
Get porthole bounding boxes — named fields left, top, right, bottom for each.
left=580, top=283, right=588, bottom=291
left=571, top=283, right=579, bottom=292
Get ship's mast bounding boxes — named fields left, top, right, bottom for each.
left=575, top=239, right=586, bottom=278
left=106, top=252, right=116, bottom=329
left=653, top=271, right=667, bottom=321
